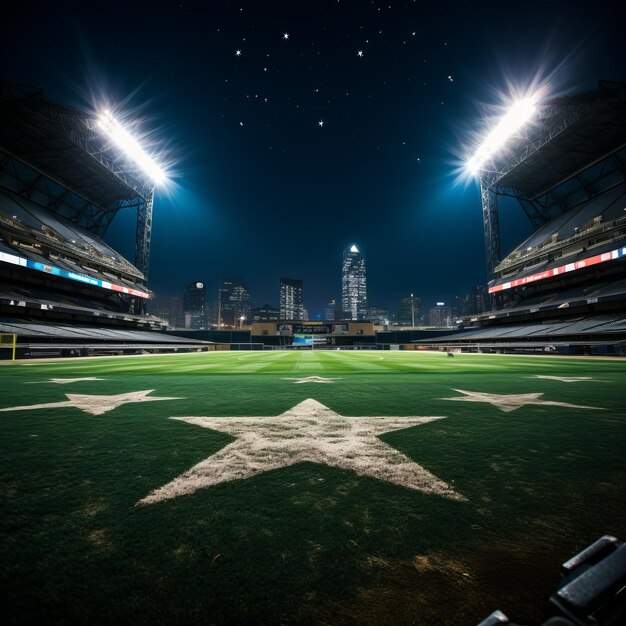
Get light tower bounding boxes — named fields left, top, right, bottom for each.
left=466, top=94, right=538, bottom=278
left=94, top=109, right=167, bottom=285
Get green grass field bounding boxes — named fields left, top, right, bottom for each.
left=1, top=350, right=625, bottom=625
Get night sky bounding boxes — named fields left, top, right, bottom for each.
left=1, top=1, right=625, bottom=318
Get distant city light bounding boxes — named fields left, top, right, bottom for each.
left=466, top=94, right=538, bottom=175
left=96, top=109, right=166, bottom=185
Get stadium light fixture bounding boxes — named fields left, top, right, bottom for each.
left=466, top=95, right=538, bottom=175
left=96, top=109, right=166, bottom=185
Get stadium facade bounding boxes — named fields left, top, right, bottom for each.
left=341, top=244, right=367, bottom=320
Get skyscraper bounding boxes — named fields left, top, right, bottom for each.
left=218, top=274, right=251, bottom=327
left=324, top=299, right=337, bottom=321
left=183, top=281, right=206, bottom=329
left=279, top=277, right=304, bottom=320
left=341, top=244, right=367, bottom=320
left=397, top=294, right=421, bottom=326
left=429, top=302, right=452, bottom=327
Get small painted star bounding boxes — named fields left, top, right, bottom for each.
left=29, top=377, right=104, bottom=385
left=440, top=389, right=602, bottom=413
left=283, top=32, right=289, bottom=40
left=533, top=376, right=602, bottom=383
left=318, top=119, right=324, bottom=127
left=0, top=390, right=182, bottom=416
left=282, top=376, right=339, bottom=384
left=357, top=50, right=364, bottom=57
left=235, top=49, right=242, bottom=56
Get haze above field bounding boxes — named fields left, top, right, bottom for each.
left=1, top=0, right=625, bottom=315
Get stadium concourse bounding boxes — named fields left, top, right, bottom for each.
left=421, top=81, right=626, bottom=356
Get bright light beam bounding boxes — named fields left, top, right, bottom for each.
left=467, top=95, right=538, bottom=175
left=96, top=110, right=166, bottom=185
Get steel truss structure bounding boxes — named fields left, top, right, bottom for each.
left=476, top=81, right=626, bottom=280
left=0, top=81, right=160, bottom=309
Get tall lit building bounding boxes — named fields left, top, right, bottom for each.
left=324, top=299, right=337, bottom=321
left=279, top=277, right=304, bottom=320
left=183, top=281, right=206, bottom=329
left=366, top=305, right=388, bottom=324
left=341, top=244, right=367, bottom=320
left=252, top=304, right=280, bottom=322
left=429, top=302, right=452, bottom=327
left=168, top=296, right=184, bottom=328
left=397, top=294, right=421, bottom=326
left=218, top=274, right=251, bottom=327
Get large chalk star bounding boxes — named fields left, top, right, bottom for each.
left=0, top=390, right=181, bottom=416
left=440, top=389, right=601, bottom=413
left=139, top=398, right=463, bottom=505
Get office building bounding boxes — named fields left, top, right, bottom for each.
left=341, top=244, right=367, bottom=320
left=279, top=277, right=304, bottom=320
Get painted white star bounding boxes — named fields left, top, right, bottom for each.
left=138, top=399, right=463, bottom=505
left=318, top=119, right=324, bottom=127
left=235, top=49, right=242, bottom=56
left=357, top=50, right=364, bottom=57
left=0, top=390, right=182, bottom=416
left=532, top=376, right=601, bottom=383
left=440, top=389, right=602, bottom=413
left=283, top=32, right=289, bottom=40
left=282, top=376, right=340, bottom=384
left=29, top=377, right=104, bottom=384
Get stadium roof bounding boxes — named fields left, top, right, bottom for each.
left=0, top=81, right=153, bottom=211
left=494, top=81, right=626, bottom=200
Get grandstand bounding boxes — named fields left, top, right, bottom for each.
left=425, top=81, right=626, bottom=355
left=0, top=81, right=209, bottom=357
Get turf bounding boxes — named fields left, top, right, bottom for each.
left=1, top=350, right=625, bottom=625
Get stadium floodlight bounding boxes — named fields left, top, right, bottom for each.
left=96, top=109, right=166, bottom=185
left=466, top=95, right=538, bottom=175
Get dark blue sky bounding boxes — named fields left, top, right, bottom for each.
left=2, top=1, right=625, bottom=318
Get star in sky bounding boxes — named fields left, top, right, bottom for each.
left=357, top=50, right=364, bottom=57
left=0, top=390, right=181, bottom=416
left=138, top=398, right=464, bottom=505
left=235, top=49, right=242, bottom=56
left=283, top=32, right=289, bottom=40
left=318, top=119, right=324, bottom=127
left=282, top=376, right=339, bottom=383
left=440, top=389, right=602, bottom=413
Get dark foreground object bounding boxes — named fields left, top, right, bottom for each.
left=478, top=535, right=626, bottom=626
